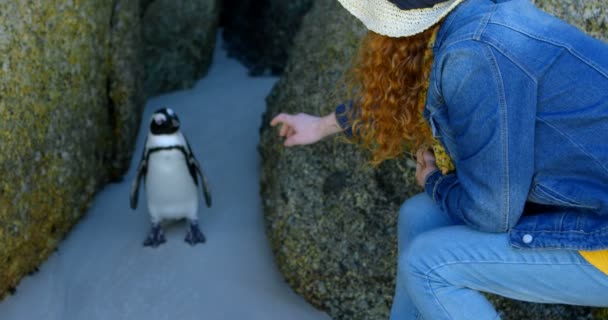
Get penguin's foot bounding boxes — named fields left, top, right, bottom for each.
left=185, top=221, right=206, bottom=245
left=143, top=224, right=166, bottom=247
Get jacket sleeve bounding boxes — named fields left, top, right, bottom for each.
left=425, top=42, right=537, bottom=232
left=335, top=101, right=355, bottom=137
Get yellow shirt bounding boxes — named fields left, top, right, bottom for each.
left=580, top=250, right=608, bottom=276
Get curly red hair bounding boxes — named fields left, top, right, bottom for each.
left=344, top=25, right=440, bottom=165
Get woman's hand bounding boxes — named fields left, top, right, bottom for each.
left=270, top=112, right=341, bottom=147
left=416, top=148, right=438, bottom=188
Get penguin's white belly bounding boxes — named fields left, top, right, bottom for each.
left=145, top=150, right=198, bottom=222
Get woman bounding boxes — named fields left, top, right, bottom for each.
left=271, top=0, right=608, bottom=319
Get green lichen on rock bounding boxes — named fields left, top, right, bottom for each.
left=259, top=0, right=608, bottom=319
left=108, top=0, right=145, bottom=178
left=0, top=0, right=143, bottom=299
left=259, top=0, right=412, bottom=318
left=142, top=0, right=219, bottom=96
left=594, top=308, right=608, bottom=320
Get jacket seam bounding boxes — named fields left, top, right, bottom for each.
left=487, top=21, right=608, bottom=79
left=534, top=184, right=599, bottom=210
left=472, top=3, right=494, bottom=40
left=482, top=40, right=538, bottom=83
left=432, top=173, right=448, bottom=203
left=512, top=226, right=608, bottom=234
left=483, top=44, right=510, bottom=231
left=536, top=116, right=608, bottom=176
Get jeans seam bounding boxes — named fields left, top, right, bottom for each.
left=423, top=259, right=593, bottom=278
left=419, top=259, right=594, bottom=319
left=426, top=271, right=456, bottom=320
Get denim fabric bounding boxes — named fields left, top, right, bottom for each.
left=424, top=0, right=608, bottom=249
left=335, top=103, right=354, bottom=137
left=337, top=0, right=608, bottom=250
left=391, top=194, right=608, bottom=320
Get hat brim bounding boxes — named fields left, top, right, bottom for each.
left=336, top=0, right=465, bottom=37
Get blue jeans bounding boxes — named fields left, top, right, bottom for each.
left=391, top=193, right=608, bottom=320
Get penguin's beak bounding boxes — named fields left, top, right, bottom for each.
left=172, top=118, right=180, bottom=128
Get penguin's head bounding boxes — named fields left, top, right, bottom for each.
left=150, top=108, right=180, bottom=135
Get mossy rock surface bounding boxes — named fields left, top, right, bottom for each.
left=108, top=0, right=146, bottom=178
left=259, top=0, right=411, bottom=318
left=259, top=0, right=608, bottom=319
left=142, top=0, right=219, bottom=96
left=222, top=0, right=313, bottom=75
left=0, top=0, right=143, bottom=299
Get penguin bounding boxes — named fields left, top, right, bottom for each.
left=130, top=107, right=212, bottom=247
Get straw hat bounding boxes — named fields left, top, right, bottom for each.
left=336, top=0, right=465, bottom=37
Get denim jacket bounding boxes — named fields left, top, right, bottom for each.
left=337, top=0, right=608, bottom=250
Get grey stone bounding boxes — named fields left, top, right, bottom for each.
left=108, top=0, right=146, bottom=179
left=222, top=0, right=313, bottom=75
left=142, top=0, right=219, bottom=96
left=0, top=0, right=144, bottom=299
left=259, top=0, right=408, bottom=318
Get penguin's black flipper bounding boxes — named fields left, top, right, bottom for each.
left=130, top=148, right=148, bottom=210
left=198, top=164, right=212, bottom=208
left=190, top=157, right=212, bottom=208
left=184, top=138, right=212, bottom=208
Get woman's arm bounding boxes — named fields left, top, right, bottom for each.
left=426, top=41, right=537, bottom=232
left=270, top=112, right=342, bottom=147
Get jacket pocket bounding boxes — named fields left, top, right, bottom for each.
left=529, top=183, right=600, bottom=211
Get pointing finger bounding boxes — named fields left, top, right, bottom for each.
left=271, top=113, right=291, bottom=127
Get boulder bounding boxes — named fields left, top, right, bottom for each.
left=109, top=0, right=146, bottom=178
left=221, top=0, right=313, bottom=75
left=259, top=0, right=407, bottom=318
left=142, top=0, right=219, bottom=96
left=0, top=0, right=143, bottom=299
left=259, top=0, right=607, bottom=319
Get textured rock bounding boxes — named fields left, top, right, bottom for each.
left=142, top=0, right=219, bottom=96
left=222, top=0, right=313, bottom=75
left=259, top=0, right=408, bottom=318
left=109, top=0, right=146, bottom=178
left=0, top=0, right=143, bottom=299
left=259, top=0, right=608, bottom=319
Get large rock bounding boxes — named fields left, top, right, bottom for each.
left=142, top=0, right=219, bottom=96
left=222, top=0, right=313, bottom=75
left=0, top=0, right=143, bottom=299
left=259, top=0, right=608, bottom=319
left=109, top=0, right=146, bottom=178
left=259, top=0, right=408, bottom=318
